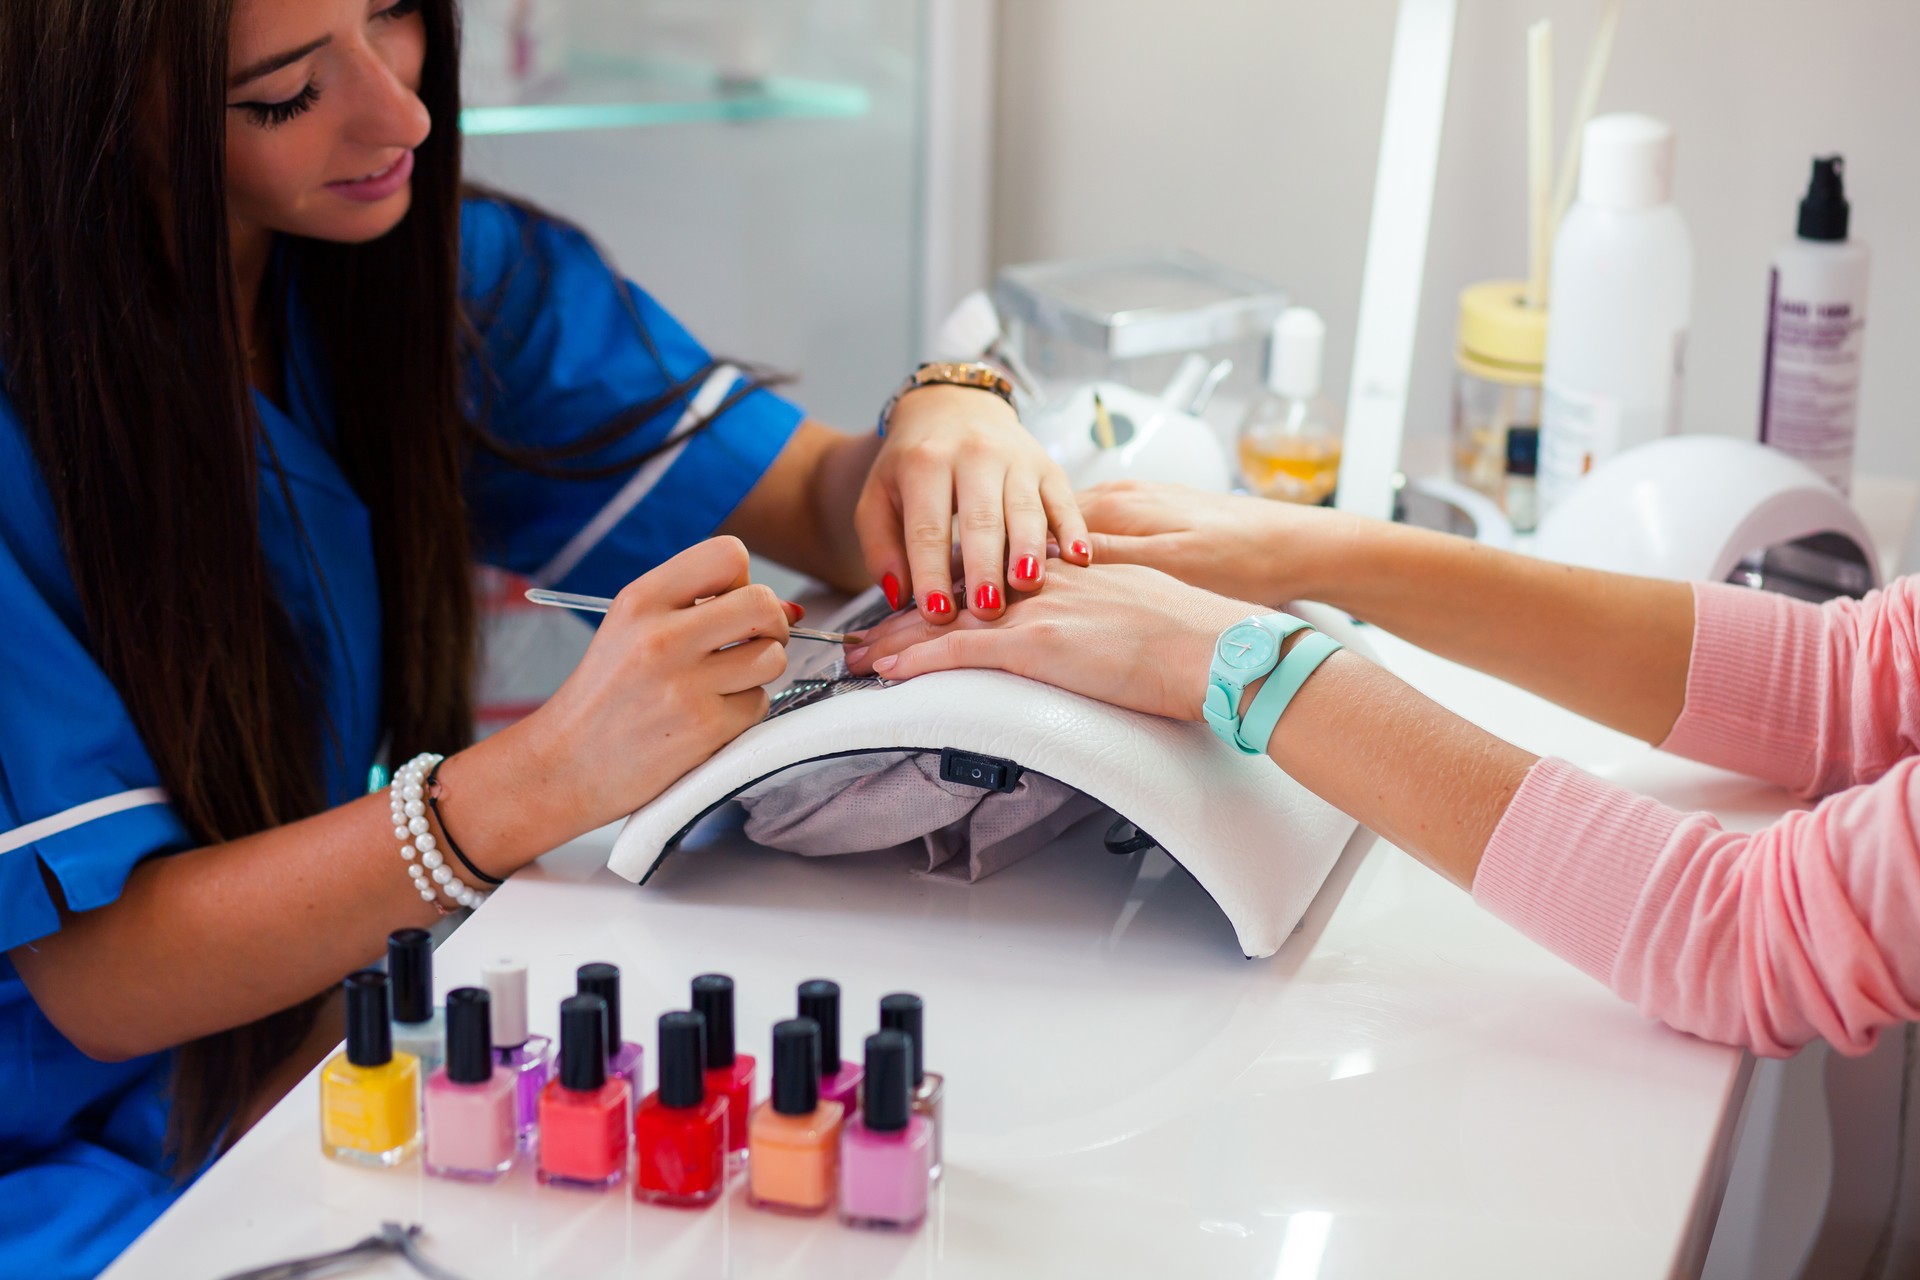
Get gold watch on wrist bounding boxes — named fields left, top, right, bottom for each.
left=875, top=361, right=1018, bottom=437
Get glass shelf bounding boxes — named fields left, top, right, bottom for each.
left=458, top=51, right=872, bottom=137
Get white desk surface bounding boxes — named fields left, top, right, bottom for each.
left=104, top=629, right=1780, bottom=1280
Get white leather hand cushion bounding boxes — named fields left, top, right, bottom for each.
left=607, top=597, right=1368, bottom=958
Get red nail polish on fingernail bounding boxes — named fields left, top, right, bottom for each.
left=881, top=572, right=902, bottom=611
left=1015, top=555, right=1040, bottom=582
left=1070, top=540, right=1091, bottom=562
left=974, top=582, right=1002, bottom=612
left=782, top=601, right=805, bottom=622
left=925, top=592, right=953, bottom=617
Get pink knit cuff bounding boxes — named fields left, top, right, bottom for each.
left=1471, top=757, right=1686, bottom=985
left=1658, top=582, right=1826, bottom=793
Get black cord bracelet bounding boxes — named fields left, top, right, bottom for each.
left=424, top=759, right=505, bottom=886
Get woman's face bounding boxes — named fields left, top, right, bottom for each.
left=223, top=0, right=431, bottom=247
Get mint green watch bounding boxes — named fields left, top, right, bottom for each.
left=1202, top=614, right=1311, bottom=753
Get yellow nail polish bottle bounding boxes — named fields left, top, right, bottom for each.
left=321, top=969, right=422, bottom=1168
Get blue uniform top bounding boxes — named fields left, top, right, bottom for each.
left=0, top=197, right=803, bottom=1279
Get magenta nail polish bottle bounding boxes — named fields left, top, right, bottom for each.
left=424, top=988, right=517, bottom=1182
left=482, top=958, right=550, bottom=1147
left=578, top=963, right=644, bottom=1113
left=798, top=980, right=863, bottom=1109
left=839, top=1031, right=931, bottom=1231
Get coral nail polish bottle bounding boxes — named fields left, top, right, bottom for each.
left=839, top=1031, right=933, bottom=1231
left=575, top=963, right=643, bottom=1112
left=387, top=928, right=444, bottom=1080
left=320, top=970, right=421, bottom=1168
left=424, top=988, right=517, bottom=1182
left=535, top=995, right=630, bottom=1189
left=634, top=1011, right=729, bottom=1207
left=691, top=974, right=755, bottom=1167
left=798, top=980, right=863, bottom=1109
left=747, top=1018, right=844, bottom=1215
left=879, top=993, right=945, bottom=1179
left=481, top=958, right=550, bottom=1148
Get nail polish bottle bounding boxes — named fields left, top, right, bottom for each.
left=424, top=988, right=517, bottom=1182
left=387, top=928, right=444, bottom=1079
left=879, top=993, right=944, bottom=1179
left=320, top=970, right=421, bottom=1168
left=634, top=1011, right=729, bottom=1207
left=798, top=980, right=863, bottom=1110
left=839, top=1031, right=932, bottom=1230
left=576, top=963, right=643, bottom=1111
left=535, top=994, right=630, bottom=1189
left=691, top=974, right=756, bottom=1167
left=747, top=1018, right=845, bottom=1215
left=481, top=957, right=550, bottom=1148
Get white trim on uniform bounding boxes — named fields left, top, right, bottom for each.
left=531, top=364, right=742, bottom=589
left=0, top=787, right=171, bottom=858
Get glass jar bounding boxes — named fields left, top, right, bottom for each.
left=1453, top=281, right=1546, bottom=516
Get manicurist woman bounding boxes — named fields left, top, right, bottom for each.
left=0, top=1, right=1084, bottom=1274
left=853, top=483, right=1920, bottom=1058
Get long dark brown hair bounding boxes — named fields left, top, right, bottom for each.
left=0, top=0, right=768, bottom=1173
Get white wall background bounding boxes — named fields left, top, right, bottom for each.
left=993, top=0, right=1920, bottom=485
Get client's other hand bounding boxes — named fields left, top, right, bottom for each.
left=1080, top=480, right=1364, bottom=606
left=843, top=560, right=1252, bottom=724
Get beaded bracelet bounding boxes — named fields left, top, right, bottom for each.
left=390, top=753, right=489, bottom=912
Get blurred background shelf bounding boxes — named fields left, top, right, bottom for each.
left=459, top=52, right=872, bottom=137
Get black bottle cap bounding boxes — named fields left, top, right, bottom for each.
left=387, top=928, right=432, bottom=1026
left=658, top=1010, right=708, bottom=1108
left=861, top=1030, right=913, bottom=1132
left=576, top=963, right=623, bottom=1048
left=558, top=994, right=608, bottom=1092
left=344, top=969, right=393, bottom=1068
left=771, top=1018, right=822, bottom=1115
left=1506, top=426, right=1539, bottom=478
left=690, top=974, right=736, bottom=1069
left=444, top=988, right=494, bottom=1085
left=797, top=979, right=843, bottom=1074
left=1798, top=155, right=1850, bottom=242
left=878, top=992, right=925, bottom=1086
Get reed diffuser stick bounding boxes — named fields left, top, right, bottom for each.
left=1551, top=0, right=1623, bottom=233
left=1526, top=20, right=1554, bottom=308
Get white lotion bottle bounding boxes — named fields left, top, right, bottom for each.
left=1538, top=114, right=1693, bottom=516
left=1759, top=156, right=1869, bottom=494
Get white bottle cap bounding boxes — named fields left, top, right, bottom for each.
left=481, top=957, right=529, bottom=1047
left=1267, top=306, right=1326, bottom=398
left=1577, top=113, right=1675, bottom=211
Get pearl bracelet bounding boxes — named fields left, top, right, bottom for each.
left=390, top=752, right=488, bottom=912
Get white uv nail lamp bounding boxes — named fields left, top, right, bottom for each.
left=607, top=591, right=1374, bottom=959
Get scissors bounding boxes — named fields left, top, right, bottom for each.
left=219, top=1222, right=466, bottom=1280
left=524, top=588, right=856, bottom=645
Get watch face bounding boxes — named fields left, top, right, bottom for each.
left=1215, top=621, right=1278, bottom=671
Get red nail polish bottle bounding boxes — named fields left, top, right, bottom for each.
left=974, top=582, right=1001, bottom=611
left=692, top=974, right=756, bottom=1167
left=535, top=995, right=630, bottom=1190
left=634, top=1011, right=729, bottom=1207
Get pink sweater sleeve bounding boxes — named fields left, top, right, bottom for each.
left=1661, top=578, right=1920, bottom=797
left=1471, top=576, right=1920, bottom=1056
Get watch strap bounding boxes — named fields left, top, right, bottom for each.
left=876, top=362, right=1017, bottom=437
left=1204, top=614, right=1311, bottom=752
left=1236, top=630, right=1343, bottom=755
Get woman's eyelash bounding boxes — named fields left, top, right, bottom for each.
left=379, top=0, right=424, bottom=19
left=239, top=81, right=320, bottom=129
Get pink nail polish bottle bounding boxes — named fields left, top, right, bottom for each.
left=424, top=988, right=517, bottom=1182
left=798, top=980, right=863, bottom=1110
left=838, top=1031, right=932, bottom=1231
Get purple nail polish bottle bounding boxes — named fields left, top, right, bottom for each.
left=481, top=958, right=550, bottom=1147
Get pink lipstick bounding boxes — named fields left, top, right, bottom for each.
left=327, top=149, right=414, bottom=203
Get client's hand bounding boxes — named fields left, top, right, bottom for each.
left=843, top=560, right=1252, bottom=723
left=1080, top=480, right=1367, bottom=605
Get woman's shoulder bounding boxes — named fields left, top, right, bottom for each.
left=459, top=191, right=604, bottom=315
